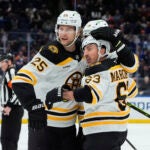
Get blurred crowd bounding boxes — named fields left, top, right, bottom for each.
left=0, top=0, right=150, bottom=95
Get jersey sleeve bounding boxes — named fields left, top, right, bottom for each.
left=12, top=54, right=42, bottom=109
left=74, top=73, right=109, bottom=104
left=5, top=68, right=15, bottom=88
left=127, top=77, right=138, bottom=98
left=12, top=49, right=53, bottom=85
left=77, top=102, right=85, bottom=122
left=39, top=43, right=59, bottom=63
left=88, top=74, right=109, bottom=104
left=120, top=54, right=139, bottom=73
left=5, top=68, right=18, bottom=105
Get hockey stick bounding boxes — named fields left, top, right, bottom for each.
left=127, top=102, right=150, bottom=118
left=126, top=138, right=137, bottom=150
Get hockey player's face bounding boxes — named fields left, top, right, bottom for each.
left=0, top=61, right=9, bottom=72
left=58, top=25, right=76, bottom=46
left=83, top=44, right=99, bottom=65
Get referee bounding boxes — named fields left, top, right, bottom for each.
left=0, top=53, right=24, bottom=150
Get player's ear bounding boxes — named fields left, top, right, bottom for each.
left=101, top=46, right=106, bottom=55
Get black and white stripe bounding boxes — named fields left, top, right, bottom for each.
left=0, top=67, right=21, bottom=106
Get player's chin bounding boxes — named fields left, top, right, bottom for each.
left=87, top=62, right=92, bottom=66
left=86, top=59, right=92, bottom=65
left=60, top=40, right=68, bottom=45
left=61, top=40, right=73, bottom=47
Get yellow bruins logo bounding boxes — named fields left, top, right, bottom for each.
left=48, top=45, right=59, bottom=54
left=65, top=72, right=82, bottom=90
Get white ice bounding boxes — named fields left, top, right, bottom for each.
left=0, top=124, right=150, bottom=150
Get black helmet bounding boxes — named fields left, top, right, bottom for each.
left=0, top=53, right=14, bottom=62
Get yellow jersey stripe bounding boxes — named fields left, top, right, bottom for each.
left=78, top=105, right=84, bottom=111
left=121, top=54, right=139, bottom=73
left=128, top=80, right=136, bottom=93
left=18, top=69, right=37, bottom=85
left=89, top=83, right=103, bottom=99
left=109, top=65, right=122, bottom=71
left=128, top=88, right=138, bottom=98
left=13, top=76, right=33, bottom=85
left=84, top=109, right=130, bottom=119
left=47, top=114, right=76, bottom=121
left=82, top=119, right=128, bottom=128
left=91, top=90, right=98, bottom=105
left=49, top=105, right=78, bottom=113
left=78, top=116, right=84, bottom=121
left=56, top=57, right=73, bottom=66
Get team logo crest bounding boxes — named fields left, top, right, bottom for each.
left=65, top=72, right=82, bottom=90
left=48, top=45, right=59, bottom=54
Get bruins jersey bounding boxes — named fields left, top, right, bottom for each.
left=12, top=41, right=86, bottom=127
left=80, top=59, right=138, bottom=135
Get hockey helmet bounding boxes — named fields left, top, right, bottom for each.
left=83, top=20, right=108, bottom=37
left=55, top=10, right=82, bottom=47
left=82, top=35, right=111, bottom=60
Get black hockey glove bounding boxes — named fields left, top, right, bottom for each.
left=45, top=84, right=72, bottom=109
left=91, top=27, right=125, bottom=53
left=27, top=99, right=47, bottom=130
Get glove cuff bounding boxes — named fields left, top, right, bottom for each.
left=6, top=102, right=13, bottom=108
left=115, top=41, right=125, bottom=53
left=26, top=99, right=44, bottom=112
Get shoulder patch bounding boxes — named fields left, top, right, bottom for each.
left=48, top=45, right=59, bottom=54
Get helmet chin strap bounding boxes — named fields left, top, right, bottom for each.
left=97, top=46, right=102, bottom=62
left=97, top=48, right=108, bottom=62
left=97, top=52, right=101, bottom=62
left=56, top=27, right=80, bottom=48
left=65, top=34, right=79, bottom=48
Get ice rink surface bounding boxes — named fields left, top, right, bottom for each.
left=0, top=123, right=150, bottom=150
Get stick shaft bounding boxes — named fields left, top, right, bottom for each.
left=127, top=102, right=150, bottom=118
left=126, top=138, right=137, bottom=150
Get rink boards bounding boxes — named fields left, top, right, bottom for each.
left=0, top=96, right=150, bottom=124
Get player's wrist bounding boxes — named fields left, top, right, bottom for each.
left=25, top=99, right=44, bottom=112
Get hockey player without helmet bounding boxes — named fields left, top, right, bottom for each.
left=83, top=20, right=108, bottom=37
left=82, top=35, right=111, bottom=59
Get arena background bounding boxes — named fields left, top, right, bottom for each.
left=0, top=0, right=150, bottom=149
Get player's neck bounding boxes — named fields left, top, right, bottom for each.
left=64, top=44, right=76, bottom=52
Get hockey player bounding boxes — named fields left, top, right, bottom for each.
left=82, top=19, right=139, bottom=73
left=12, top=10, right=86, bottom=150
left=12, top=13, right=138, bottom=150
left=60, top=36, right=138, bottom=150
left=0, top=53, right=23, bottom=150
left=46, top=20, right=138, bottom=150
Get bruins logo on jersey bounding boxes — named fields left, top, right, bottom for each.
left=65, top=72, right=82, bottom=90
left=48, top=45, right=59, bottom=54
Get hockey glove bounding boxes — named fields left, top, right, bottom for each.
left=91, top=27, right=125, bottom=53
left=45, top=84, right=72, bottom=109
left=27, top=99, right=47, bottom=130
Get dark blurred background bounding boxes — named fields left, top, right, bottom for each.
left=0, top=0, right=149, bottom=95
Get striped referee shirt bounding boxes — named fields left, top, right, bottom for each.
left=0, top=67, right=21, bottom=106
